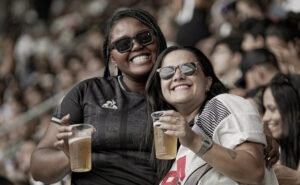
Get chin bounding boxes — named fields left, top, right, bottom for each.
left=172, top=98, right=191, bottom=105
left=272, top=133, right=281, bottom=140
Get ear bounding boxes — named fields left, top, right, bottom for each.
left=110, top=54, right=116, bottom=66
left=252, top=65, right=265, bottom=80
left=109, top=54, right=119, bottom=76
left=232, top=52, right=242, bottom=67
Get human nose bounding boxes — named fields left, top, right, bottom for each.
left=131, top=39, right=143, bottom=51
left=172, top=66, right=185, bottom=80
left=262, top=111, right=270, bottom=123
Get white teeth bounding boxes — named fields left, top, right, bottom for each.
left=174, top=85, right=189, bottom=91
left=132, top=55, right=149, bottom=64
left=268, top=123, right=278, bottom=129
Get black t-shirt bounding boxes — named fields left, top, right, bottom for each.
left=52, top=76, right=155, bottom=185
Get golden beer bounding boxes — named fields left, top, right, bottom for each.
left=69, top=136, right=91, bottom=172
left=153, top=126, right=177, bottom=159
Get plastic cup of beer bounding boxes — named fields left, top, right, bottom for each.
left=68, top=124, right=93, bottom=172
left=151, top=111, right=177, bottom=160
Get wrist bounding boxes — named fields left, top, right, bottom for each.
left=196, top=137, right=213, bottom=157
left=181, top=132, right=200, bottom=152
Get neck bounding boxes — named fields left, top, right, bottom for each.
left=176, top=103, right=201, bottom=122
left=122, top=75, right=147, bottom=94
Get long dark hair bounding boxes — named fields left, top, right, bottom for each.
left=102, top=8, right=167, bottom=77
left=263, top=73, right=300, bottom=169
left=145, top=46, right=228, bottom=183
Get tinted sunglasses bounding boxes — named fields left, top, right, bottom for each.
left=157, top=62, right=198, bottom=80
left=110, top=29, right=154, bottom=53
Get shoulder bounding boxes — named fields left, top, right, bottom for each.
left=210, top=94, right=257, bottom=114
left=61, top=76, right=119, bottom=103
left=75, top=76, right=117, bottom=88
left=193, top=94, right=259, bottom=138
left=69, top=76, right=118, bottom=94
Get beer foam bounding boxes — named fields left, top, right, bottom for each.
left=69, top=136, right=91, bottom=144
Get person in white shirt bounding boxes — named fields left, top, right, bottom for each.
left=145, top=46, right=278, bottom=185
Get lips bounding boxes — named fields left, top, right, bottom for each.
left=267, top=122, right=280, bottom=132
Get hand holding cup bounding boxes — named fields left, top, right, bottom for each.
left=151, top=111, right=177, bottom=160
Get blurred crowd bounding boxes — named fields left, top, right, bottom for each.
left=0, top=0, right=299, bottom=184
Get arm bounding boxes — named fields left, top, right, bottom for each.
left=30, top=115, right=71, bottom=184
left=158, top=110, right=265, bottom=184
left=273, top=164, right=300, bottom=185
left=186, top=133, right=265, bottom=184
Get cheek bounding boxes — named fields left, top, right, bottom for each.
left=192, top=77, right=207, bottom=95
left=151, top=51, right=157, bottom=63
left=194, top=84, right=206, bottom=98
left=274, top=113, right=282, bottom=123
left=160, top=81, right=168, bottom=95
left=161, top=80, right=173, bottom=102
left=110, top=51, right=128, bottom=64
left=149, top=38, right=158, bottom=54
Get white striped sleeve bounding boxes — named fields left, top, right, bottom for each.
left=193, top=98, right=231, bottom=139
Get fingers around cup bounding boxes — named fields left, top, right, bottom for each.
left=153, top=121, right=162, bottom=127
left=151, top=111, right=164, bottom=122
left=61, top=114, right=71, bottom=125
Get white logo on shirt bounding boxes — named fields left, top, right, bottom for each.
left=101, top=100, right=118, bottom=109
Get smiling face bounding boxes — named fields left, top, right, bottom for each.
left=211, top=44, right=233, bottom=77
left=236, top=1, right=264, bottom=22
left=262, top=87, right=283, bottom=139
left=109, top=17, right=158, bottom=80
left=160, top=49, right=212, bottom=111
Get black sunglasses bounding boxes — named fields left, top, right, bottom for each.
left=110, top=29, right=154, bottom=53
left=157, top=62, right=198, bottom=80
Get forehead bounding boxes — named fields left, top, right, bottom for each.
left=244, top=33, right=255, bottom=40
left=266, top=36, right=286, bottom=46
left=162, top=50, right=197, bottom=66
left=213, top=44, right=230, bottom=53
left=263, top=87, right=276, bottom=104
left=110, top=17, right=150, bottom=41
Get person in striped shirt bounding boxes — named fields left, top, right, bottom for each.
left=145, top=46, right=278, bottom=185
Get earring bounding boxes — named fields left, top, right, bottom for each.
left=109, top=63, right=118, bottom=76
left=113, top=64, right=118, bottom=75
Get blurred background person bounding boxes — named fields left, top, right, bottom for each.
left=239, top=18, right=271, bottom=51
left=262, top=73, right=300, bottom=185
left=235, top=0, right=266, bottom=22
left=210, top=35, right=242, bottom=90
left=235, top=48, right=280, bottom=94
left=175, top=0, right=214, bottom=46
left=265, top=18, right=300, bottom=74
